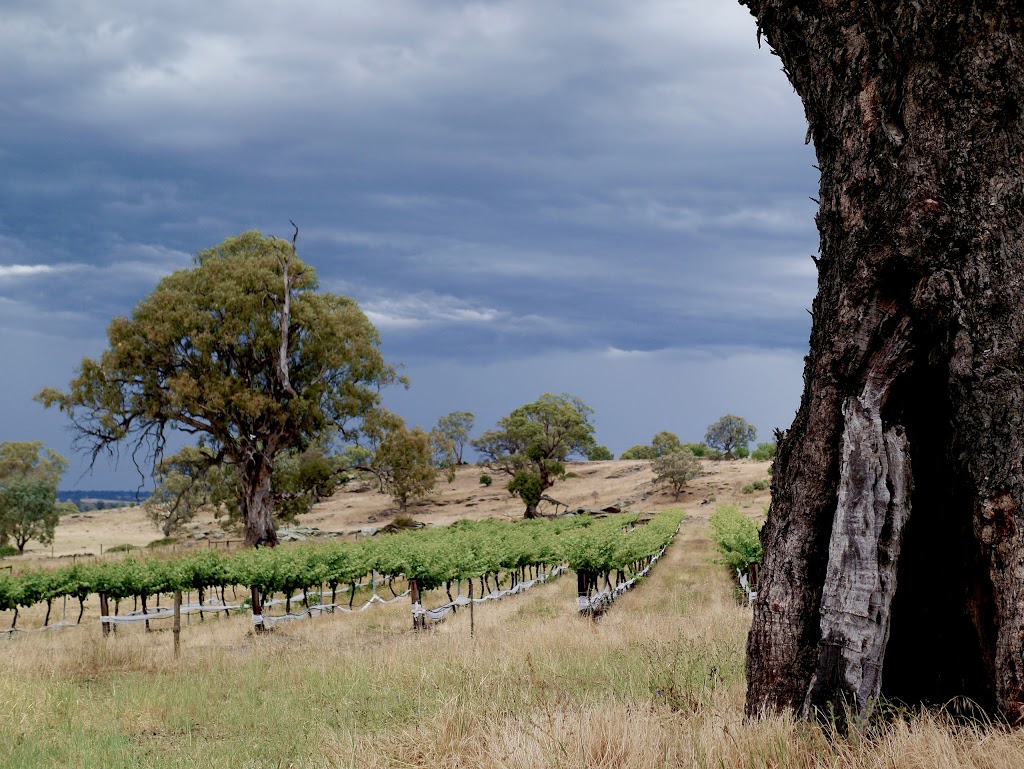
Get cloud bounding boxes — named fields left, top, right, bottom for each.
left=0, top=0, right=820, bottom=488
left=0, top=264, right=61, bottom=279
left=363, top=292, right=505, bottom=331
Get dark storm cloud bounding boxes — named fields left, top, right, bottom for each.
left=0, top=1, right=818, bottom=485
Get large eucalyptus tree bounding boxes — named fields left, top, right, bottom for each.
left=39, top=229, right=399, bottom=547
left=738, top=1, right=1024, bottom=725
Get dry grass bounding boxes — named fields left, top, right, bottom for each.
left=3, top=516, right=1024, bottom=767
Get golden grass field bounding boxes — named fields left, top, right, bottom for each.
left=3, top=460, right=1024, bottom=768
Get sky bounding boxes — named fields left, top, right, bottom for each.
left=0, top=0, right=820, bottom=490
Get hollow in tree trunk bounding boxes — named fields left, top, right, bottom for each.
left=739, top=1, right=1024, bottom=725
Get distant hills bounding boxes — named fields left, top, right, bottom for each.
left=58, top=490, right=151, bottom=510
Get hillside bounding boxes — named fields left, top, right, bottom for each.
left=33, top=459, right=772, bottom=559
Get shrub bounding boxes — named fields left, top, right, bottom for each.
left=709, top=505, right=762, bottom=571
left=106, top=543, right=137, bottom=553
left=587, top=445, right=613, bottom=461
left=741, top=479, right=770, bottom=494
left=0, top=544, right=18, bottom=558
left=147, top=537, right=177, bottom=548
left=734, top=446, right=750, bottom=459
left=619, top=444, right=655, bottom=460
left=751, top=442, right=777, bottom=461
left=683, top=442, right=722, bottom=460
left=479, top=473, right=492, bottom=487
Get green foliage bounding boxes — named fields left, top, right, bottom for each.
left=621, top=432, right=683, bottom=461
left=430, top=411, right=475, bottom=467
left=708, top=505, right=762, bottom=571
left=561, top=509, right=685, bottom=574
left=270, top=444, right=350, bottom=520
left=478, top=473, right=492, bottom=487
left=144, top=446, right=212, bottom=536
left=741, top=479, right=770, bottom=494
left=704, top=415, right=757, bottom=459
left=507, top=470, right=544, bottom=512
left=652, top=449, right=701, bottom=500
left=683, top=442, right=721, bottom=459
left=473, top=393, right=597, bottom=517
left=0, top=441, right=67, bottom=552
left=619, top=444, right=655, bottom=460
left=0, top=510, right=685, bottom=608
left=37, top=229, right=399, bottom=547
left=0, top=544, right=17, bottom=558
left=106, top=544, right=137, bottom=553
left=750, top=442, right=777, bottom=461
left=651, top=431, right=683, bottom=457
left=147, top=537, right=177, bottom=548
left=587, top=445, right=614, bottom=461
left=367, top=412, right=439, bottom=510
left=55, top=501, right=79, bottom=516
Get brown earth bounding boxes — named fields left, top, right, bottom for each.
left=26, top=459, right=772, bottom=562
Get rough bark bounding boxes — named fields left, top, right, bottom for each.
left=740, top=1, right=1024, bottom=724
left=241, top=455, right=278, bottom=548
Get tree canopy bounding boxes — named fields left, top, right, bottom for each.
left=704, top=415, right=757, bottom=459
left=473, top=393, right=596, bottom=517
left=0, top=441, right=67, bottom=553
left=430, top=411, right=474, bottom=468
left=362, top=409, right=438, bottom=511
left=38, top=229, right=399, bottom=547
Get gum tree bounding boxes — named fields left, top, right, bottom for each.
left=473, top=393, right=596, bottom=518
left=739, top=1, right=1024, bottom=725
left=0, top=441, right=67, bottom=552
left=39, top=229, right=399, bottom=547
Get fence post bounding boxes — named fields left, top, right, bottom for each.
left=173, top=590, right=181, bottom=658
left=469, top=577, right=474, bottom=638
left=99, top=591, right=111, bottom=637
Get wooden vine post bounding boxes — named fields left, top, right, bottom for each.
left=98, top=591, right=111, bottom=637
left=173, top=590, right=181, bottom=658
left=468, top=577, right=475, bottom=638
left=250, top=586, right=269, bottom=635
left=409, top=578, right=424, bottom=631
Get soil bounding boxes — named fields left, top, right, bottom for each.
left=28, top=459, right=772, bottom=561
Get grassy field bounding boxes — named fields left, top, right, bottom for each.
left=3, top=517, right=1024, bottom=767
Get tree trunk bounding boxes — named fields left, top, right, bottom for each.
left=740, top=1, right=1024, bottom=725
left=523, top=502, right=538, bottom=519
left=241, top=455, right=278, bottom=548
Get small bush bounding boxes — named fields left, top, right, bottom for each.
left=734, top=446, right=750, bottom=459
left=147, top=537, right=177, bottom=548
left=479, top=473, right=492, bottom=487
left=563, top=472, right=578, bottom=479
left=619, top=444, right=655, bottom=460
left=392, top=515, right=417, bottom=530
left=751, top=442, right=777, bottom=461
left=683, top=442, right=723, bottom=460
left=106, top=543, right=137, bottom=553
left=709, top=505, right=761, bottom=571
left=0, top=544, right=18, bottom=558
left=741, top=479, right=770, bottom=494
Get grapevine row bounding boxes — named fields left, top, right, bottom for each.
left=0, top=510, right=685, bottom=624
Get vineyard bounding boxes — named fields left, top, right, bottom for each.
left=0, top=509, right=685, bottom=635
